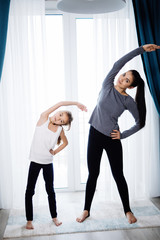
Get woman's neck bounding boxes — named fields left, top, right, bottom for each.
left=114, top=85, right=128, bottom=96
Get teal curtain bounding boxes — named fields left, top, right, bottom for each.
left=132, top=0, right=160, bottom=116
left=0, top=0, right=10, bottom=81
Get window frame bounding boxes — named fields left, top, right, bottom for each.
left=45, top=9, right=94, bottom=192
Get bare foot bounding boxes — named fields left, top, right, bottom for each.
left=126, top=212, right=137, bottom=224
left=76, top=210, right=89, bottom=223
left=26, top=221, right=34, bottom=230
left=53, top=218, right=62, bottom=226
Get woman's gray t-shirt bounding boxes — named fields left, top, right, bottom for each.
left=89, top=46, right=145, bottom=139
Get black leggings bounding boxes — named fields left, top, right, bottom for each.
left=84, top=126, right=131, bottom=215
left=25, top=161, right=57, bottom=221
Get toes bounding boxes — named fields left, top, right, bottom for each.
left=53, top=218, right=62, bottom=226
left=76, top=217, right=82, bottom=223
left=76, top=214, right=89, bottom=223
left=57, top=222, right=62, bottom=226
left=126, top=212, right=137, bottom=224
left=26, top=225, right=34, bottom=230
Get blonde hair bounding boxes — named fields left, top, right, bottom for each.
left=57, top=111, right=73, bottom=145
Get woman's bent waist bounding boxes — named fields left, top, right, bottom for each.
left=90, top=124, right=114, bottom=138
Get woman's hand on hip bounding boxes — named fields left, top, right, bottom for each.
left=110, top=130, right=120, bottom=139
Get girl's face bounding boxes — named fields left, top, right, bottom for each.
left=52, top=111, right=69, bottom=125
left=116, top=71, right=134, bottom=89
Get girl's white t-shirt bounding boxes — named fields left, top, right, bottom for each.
left=29, top=119, right=62, bottom=164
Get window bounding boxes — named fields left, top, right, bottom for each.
left=44, top=11, right=139, bottom=194
left=76, top=18, right=94, bottom=184
left=45, top=14, right=98, bottom=191
left=45, top=15, right=68, bottom=188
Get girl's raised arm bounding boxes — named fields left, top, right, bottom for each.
left=41, top=101, right=87, bottom=118
left=36, top=101, right=87, bottom=126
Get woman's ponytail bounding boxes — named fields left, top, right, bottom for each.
left=130, top=70, right=146, bottom=128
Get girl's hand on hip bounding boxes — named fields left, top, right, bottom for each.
left=49, top=149, right=55, bottom=155
left=110, top=130, right=120, bottom=139
left=143, top=44, right=160, bottom=52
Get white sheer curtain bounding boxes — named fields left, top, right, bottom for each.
left=0, top=0, right=48, bottom=209
left=75, top=0, right=160, bottom=202
left=90, top=1, right=160, bottom=202
left=0, top=0, right=160, bottom=210
left=0, top=0, right=70, bottom=209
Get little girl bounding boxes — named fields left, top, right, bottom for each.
left=25, top=101, right=87, bottom=229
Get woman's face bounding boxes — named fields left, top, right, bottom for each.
left=116, top=71, right=134, bottom=89
left=52, top=111, right=69, bottom=125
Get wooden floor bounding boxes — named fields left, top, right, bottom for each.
left=1, top=197, right=160, bottom=240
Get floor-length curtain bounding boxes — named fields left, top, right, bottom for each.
left=90, top=0, right=160, bottom=202
left=132, top=0, right=160, bottom=116
left=0, top=0, right=47, bottom=209
left=0, top=0, right=160, bottom=210
left=0, top=0, right=10, bottom=80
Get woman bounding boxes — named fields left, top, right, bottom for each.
left=25, top=101, right=87, bottom=229
left=76, top=44, right=160, bottom=224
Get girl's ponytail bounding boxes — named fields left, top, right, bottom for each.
left=130, top=70, right=146, bottom=128
left=57, top=136, right=61, bottom=145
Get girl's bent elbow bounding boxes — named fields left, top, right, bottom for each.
left=63, top=140, right=68, bottom=147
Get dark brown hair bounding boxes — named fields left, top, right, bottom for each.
left=130, top=70, right=146, bottom=128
